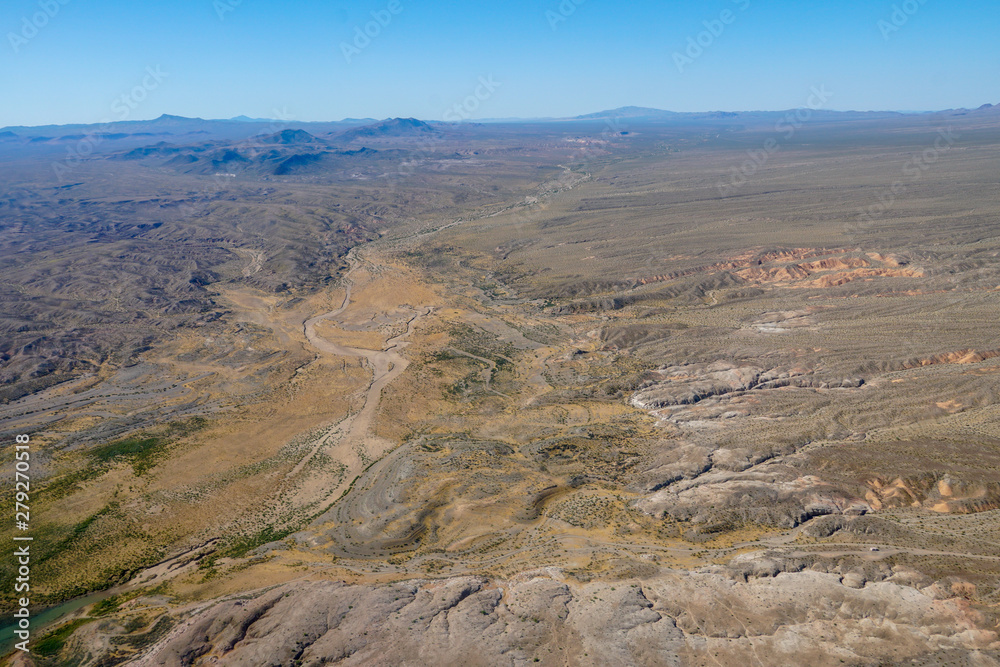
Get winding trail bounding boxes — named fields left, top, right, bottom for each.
left=287, top=165, right=584, bottom=482
left=286, top=164, right=597, bottom=554
left=288, top=249, right=430, bottom=479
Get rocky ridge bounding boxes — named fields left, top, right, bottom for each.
left=118, top=565, right=999, bottom=667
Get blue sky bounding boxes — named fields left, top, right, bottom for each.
left=2, top=0, right=998, bottom=126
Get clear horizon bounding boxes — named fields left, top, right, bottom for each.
left=5, top=102, right=999, bottom=131
left=3, top=0, right=998, bottom=127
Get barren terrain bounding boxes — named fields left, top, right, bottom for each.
left=2, top=109, right=1000, bottom=665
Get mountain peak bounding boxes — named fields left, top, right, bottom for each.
left=260, top=128, right=322, bottom=144
left=574, top=106, right=681, bottom=120
left=335, top=117, right=438, bottom=141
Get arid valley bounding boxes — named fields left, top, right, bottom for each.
left=2, top=105, right=1000, bottom=666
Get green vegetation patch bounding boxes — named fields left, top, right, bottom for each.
left=91, top=436, right=164, bottom=475
left=89, top=589, right=143, bottom=617
left=446, top=323, right=517, bottom=365
left=87, top=417, right=207, bottom=476
left=34, top=504, right=116, bottom=567
left=221, top=525, right=298, bottom=559
left=41, top=466, right=104, bottom=500
left=33, top=618, right=94, bottom=658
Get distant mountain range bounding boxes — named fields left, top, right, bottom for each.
left=571, top=106, right=899, bottom=123
left=4, top=104, right=998, bottom=139
left=2, top=104, right=996, bottom=171
left=109, top=119, right=441, bottom=177
left=0, top=114, right=378, bottom=146
left=573, top=106, right=719, bottom=120
left=0, top=114, right=441, bottom=147
left=571, top=103, right=1000, bottom=123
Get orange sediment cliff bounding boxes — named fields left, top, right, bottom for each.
left=634, top=247, right=923, bottom=290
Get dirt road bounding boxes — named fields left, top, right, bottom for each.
left=289, top=250, right=430, bottom=481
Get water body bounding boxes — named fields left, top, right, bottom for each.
left=0, top=589, right=113, bottom=657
